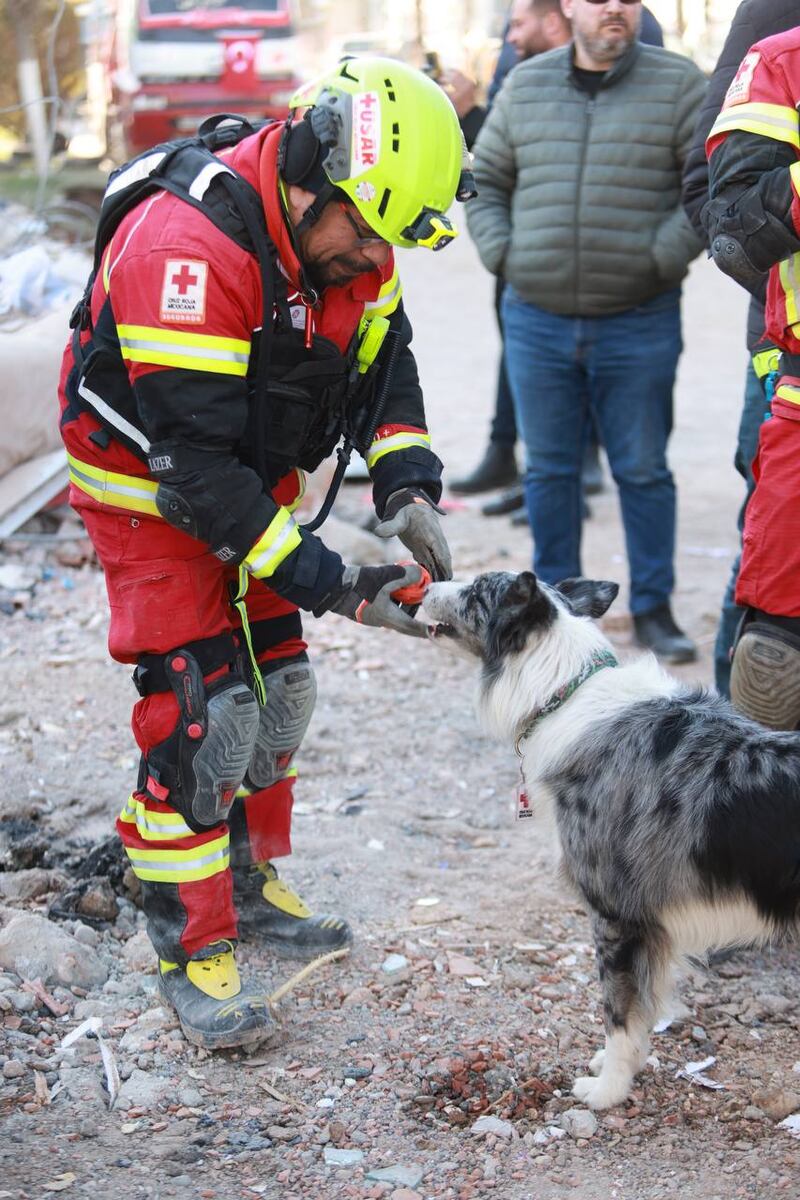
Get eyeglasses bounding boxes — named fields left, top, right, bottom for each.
left=337, top=202, right=387, bottom=247
left=582, top=0, right=640, bottom=5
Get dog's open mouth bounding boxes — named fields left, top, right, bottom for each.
left=427, top=622, right=456, bottom=639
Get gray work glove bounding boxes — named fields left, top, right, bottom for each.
left=373, top=488, right=452, bottom=581
left=316, top=563, right=427, bottom=638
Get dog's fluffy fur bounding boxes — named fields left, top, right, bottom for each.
left=422, top=571, right=800, bottom=1110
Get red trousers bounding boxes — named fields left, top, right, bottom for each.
left=736, top=385, right=800, bottom=617
left=78, top=501, right=307, bottom=962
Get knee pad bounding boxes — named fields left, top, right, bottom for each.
left=245, top=659, right=317, bottom=790
left=144, top=651, right=260, bottom=828
left=730, top=621, right=800, bottom=730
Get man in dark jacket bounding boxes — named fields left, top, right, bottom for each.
left=450, top=0, right=664, bottom=507
left=467, top=0, right=705, bottom=662
left=682, top=0, right=799, bottom=698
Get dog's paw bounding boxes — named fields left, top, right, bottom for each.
left=572, top=1074, right=632, bottom=1111
left=588, top=1048, right=605, bottom=1076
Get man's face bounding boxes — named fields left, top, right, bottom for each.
left=508, top=0, right=558, bottom=59
left=563, top=0, right=640, bottom=66
left=296, top=199, right=390, bottom=290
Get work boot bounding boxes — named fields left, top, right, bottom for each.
left=482, top=483, right=525, bottom=516
left=233, top=862, right=352, bottom=961
left=730, top=620, right=800, bottom=729
left=633, top=604, right=697, bottom=664
left=158, top=940, right=276, bottom=1050
left=450, top=443, right=518, bottom=495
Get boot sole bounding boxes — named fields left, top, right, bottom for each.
left=248, top=931, right=353, bottom=963
left=157, top=978, right=279, bottom=1051
left=731, top=627, right=800, bottom=728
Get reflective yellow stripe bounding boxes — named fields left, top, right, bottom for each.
left=119, top=794, right=195, bottom=841
left=67, top=451, right=160, bottom=517
left=123, top=833, right=230, bottom=883
left=366, top=431, right=431, bottom=470
left=708, top=102, right=800, bottom=149
left=102, top=236, right=114, bottom=293
left=752, top=346, right=781, bottom=379
left=116, top=324, right=251, bottom=377
left=285, top=468, right=306, bottom=514
left=363, top=268, right=402, bottom=318
left=235, top=765, right=298, bottom=799
left=776, top=383, right=800, bottom=405
left=244, top=508, right=302, bottom=579
left=779, top=253, right=800, bottom=328
left=229, top=567, right=266, bottom=707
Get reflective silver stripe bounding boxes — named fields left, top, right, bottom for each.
left=104, top=151, right=167, bottom=199
left=121, top=802, right=194, bottom=839
left=126, top=844, right=230, bottom=873
left=364, top=274, right=402, bottom=314
left=246, top=515, right=299, bottom=575
left=189, top=161, right=235, bottom=201
left=68, top=461, right=156, bottom=504
left=117, top=332, right=249, bottom=366
left=77, top=378, right=151, bottom=453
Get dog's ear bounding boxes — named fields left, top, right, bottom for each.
left=486, top=571, right=553, bottom=661
left=556, top=577, right=619, bottom=618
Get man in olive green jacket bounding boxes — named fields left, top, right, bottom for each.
left=467, top=0, right=705, bottom=662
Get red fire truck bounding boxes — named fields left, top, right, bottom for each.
left=106, top=0, right=303, bottom=159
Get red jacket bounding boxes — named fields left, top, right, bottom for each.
left=59, top=122, right=441, bottom=611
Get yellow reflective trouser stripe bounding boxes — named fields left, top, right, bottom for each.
left=752, top=347, right=781, bottom=379
left=67, top=452, right=160, bottom=517
left=363, top=269, right=402, bottom=318
left=780, top=253, right=800, bottom=327
left=119, top=794, right=195, bottom=841
left=244, top=508, right=302, bottom=579
left=366, top=431, right=431, bottom=470
left=708, top=102, right=800, bottom=149
left=123, top=833, right=230, bottom=883
left=775, top=383, right=800, bottom=405
left=235, top=765, right=298, bottom=799
left=117, top=324, right=251, bottom=377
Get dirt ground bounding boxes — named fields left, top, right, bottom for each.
left=1, top=238, right=799, bottom=1200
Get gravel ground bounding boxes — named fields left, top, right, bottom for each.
left=1, top=245, right=799, bottom=1200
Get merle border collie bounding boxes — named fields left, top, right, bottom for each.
left=422, top=570, right=799, bottom=1110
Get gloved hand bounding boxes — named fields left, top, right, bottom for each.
left=318, top=563, right=428, bottom=638
left=373, top=488, right=452, bottom=581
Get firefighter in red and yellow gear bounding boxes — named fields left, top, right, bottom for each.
left=58, top=57, right=473, bottom=1049
left=705, top=27, right=800, bottom=730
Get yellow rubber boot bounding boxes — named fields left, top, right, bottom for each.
left=233, top=862, right=352, bottom=961
left=158, top=940, right=277, bottom=1050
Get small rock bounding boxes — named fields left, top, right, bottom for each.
left=177, top=1085, right=203, bottom=1108
left=3, top=1059, right=26, bottom=1079
left=341, top=987, right=377, bottom=1009
left=267, top=1126, right=298, bottom=1141
left=73, top=922, right=100, bottom=948
left=471, top=1115, right=515, bottom=1140
left=0, top=868, right=57, bottom=901
left=752, top=1088, right=800, bottom=1122
left=366, top=1164, right=424, bottom=1187
left=559, top=1108, right=598, bottom=1139
left=381, top=954, right=409, bottom=974
left=121, top=930, right=155, bottom=973
left=323, top=1147, right=364, bottom=1167
left=7, top=990, right=36, bottom=1013
left=756, top=993, right=793, bottom=1018
left=116, top=1069, right=173, bottom=1111
left=0, top=912, right=107, bottom=989
left=77, top=879, right=119, bottom=922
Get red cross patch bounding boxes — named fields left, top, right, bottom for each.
left=160, top=258, right=208, bottom=324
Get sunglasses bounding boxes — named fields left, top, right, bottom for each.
left=337, top=201, right=387, bottom=247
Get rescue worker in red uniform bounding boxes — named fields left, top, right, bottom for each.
left=58, top=57, right=473, bottom=1048
left=705, top=27, right=800, bottom=730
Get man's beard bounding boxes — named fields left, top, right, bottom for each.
left=577, top=25, right=635, bottom=64
left=303, top=251, right=375, bottom=291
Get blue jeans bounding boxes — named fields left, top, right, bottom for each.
left=713, top=361, right=769, bottom=695
left=490, top=278, right=517, bottom=447
left=502, top=289, right=682, bottom=614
